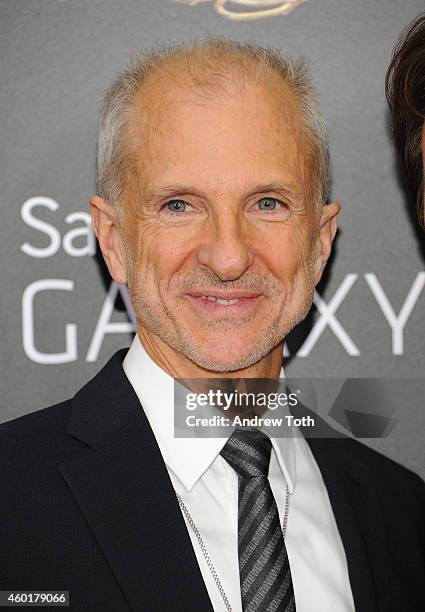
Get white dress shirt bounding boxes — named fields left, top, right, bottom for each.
left=123, top=335, right=355, bottom=612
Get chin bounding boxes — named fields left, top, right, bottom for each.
left=188, top=354, right=257, bottom=373
left=182, top=338, right=275, bottom=373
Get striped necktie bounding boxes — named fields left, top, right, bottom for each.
left=220, top=428, right=295, bottom=612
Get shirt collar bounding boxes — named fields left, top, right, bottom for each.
left=122, top=334, right=296, bottom=493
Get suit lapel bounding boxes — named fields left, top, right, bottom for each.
left=306, top=436, right=391, bottom=612
left=59, top=350, right=213, bottom=612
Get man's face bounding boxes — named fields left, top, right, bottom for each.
left=118, top=77, right=330, bottom=372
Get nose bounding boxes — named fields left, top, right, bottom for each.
left=197, top=209, right=253, bottom=281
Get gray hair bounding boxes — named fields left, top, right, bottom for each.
left=96, top=38, right=330, bottom=217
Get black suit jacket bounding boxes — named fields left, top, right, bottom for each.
left=1, top=349, right=424, bottom=611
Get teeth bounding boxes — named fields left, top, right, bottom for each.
left=217, top=298, right=239, bottom=305
left=202, top=296, right=240, bottom=305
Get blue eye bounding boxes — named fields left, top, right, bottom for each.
left=166, top=199, right=187, bottom=213
left=258, top=197, right=278, bottom=211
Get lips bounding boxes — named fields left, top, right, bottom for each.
left=183, top=291, right=263, bottom=314
left=186, top=290, right=261, bottom=301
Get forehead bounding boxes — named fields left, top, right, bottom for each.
left=126, top=72, right=309, bottom=191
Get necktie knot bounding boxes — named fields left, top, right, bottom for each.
left=220, top=427, right=272, bottom=479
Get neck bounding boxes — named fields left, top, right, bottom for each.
left=136, top=326, right=284, bottom=380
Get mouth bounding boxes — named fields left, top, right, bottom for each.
left=183, top=291, right=264, bottom=315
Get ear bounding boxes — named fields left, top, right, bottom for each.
left=90, top=195, right=127, bottom=284
left=313, top=201, right=341, bottom=285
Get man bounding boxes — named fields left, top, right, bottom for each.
left=1, top=40, right=424, bottom=611
left=386, top=11, right=425, bottom=228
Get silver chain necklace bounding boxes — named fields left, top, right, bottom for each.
left=176, top=484, right=291, bottom=612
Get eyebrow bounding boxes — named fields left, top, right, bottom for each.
left=144, top=182, right=297, bottom=202
left=248, top=182, right=296, bottom=198
left=145, top=185, right=205, bottom=201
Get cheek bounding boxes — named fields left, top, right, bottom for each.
left=261, top=223, right=315, bottom=283
left=151, top=236, right=190, bottom=281
left=128, top=223, right=196, bottom=288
